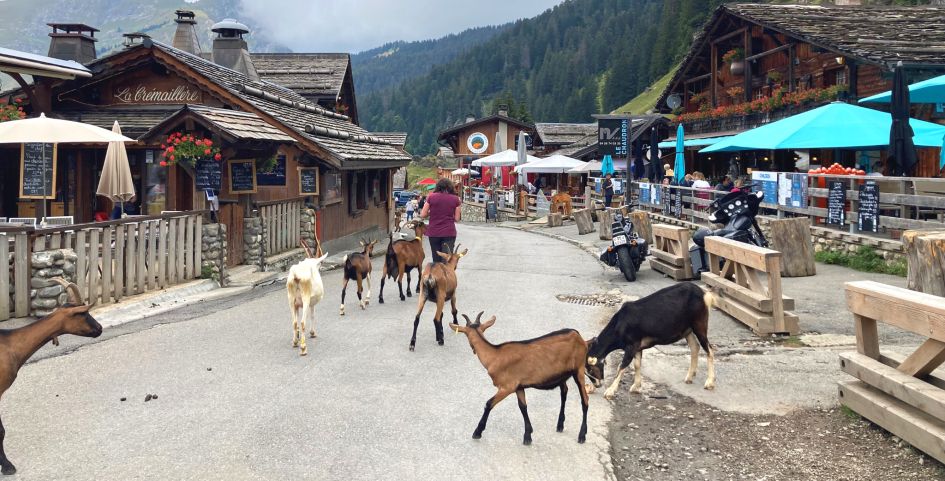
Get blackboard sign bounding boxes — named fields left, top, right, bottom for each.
left=299, top=167, right=319, bottom=195
left=598, top=119, right=629, bottom=157
left=257, top=154, right=287, bottom=186
left=194, top=159, right=222, bottom=191
left=20, top=143, right=57, bottom=199
left=673, top=187, right=683, bottom=218
left=661, top=185, right=671, bottom=215
left=229, top=160, right=257, bottom=194
left=827, top=181, right=846, bottom=226
left=486, top=200, right=498, bottom=221
left=858, top=180, right=880, bottom=233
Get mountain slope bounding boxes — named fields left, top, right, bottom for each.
left=359, top=0, right=727, bottom=155
left=351, top=25, right=509, bottom=95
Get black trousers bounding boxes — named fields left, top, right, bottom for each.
left=604, top=193, right=613, bottom=207
left=428, top=236, right=456, bottom=263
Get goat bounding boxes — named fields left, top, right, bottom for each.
left=409, top=244, right=467, bottom=351
left=340, top=238, right=377, bottom=315
left=585, top=282, right=716, bottom=400
left=379, top=220, right=427, bottom=304
left=286, top=253, right=329, bottom=356
left=451, top=312, right=589, bottom=445
left=0, top=278, right=102, bottom=475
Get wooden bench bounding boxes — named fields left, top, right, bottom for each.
left=701, top=236, right=798, bottom=336
left=838, top=281, right=945, bottom=465
left=649, top=224, right=693, bottom=280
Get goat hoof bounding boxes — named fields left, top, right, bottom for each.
left=409, top=345, right=415, bottom=352
left=379, top=298, right=385, bottom=304
left=578, top=435, right=586, bottom=444
left=299, top=349, right=308, bottom=357
left=556, top=425, right=564, bottom=433
left=1, top=465, right=15, bottom=475
left=704, top=382, right=716, bottom=390
left=472, top=432, right=482, bottom=439
left=400, top=295, right=406, bottom=301
left=309, top=332, right=317, bottom=339
left=684, top=379, right=694, bottom=384
left=629, top=386, right=643, bottom=394
left=406, top=291, right=412, bottom=298
left=523, top=437, right=532, bottom=445
left=437, top=340, right=444, bottom=346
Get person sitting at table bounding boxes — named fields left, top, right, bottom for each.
left=110, top=195, right=140, bottom=219
left=94, top=207, right=109, bottom=222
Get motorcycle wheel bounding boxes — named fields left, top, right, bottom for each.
left=617, top=248, right=636, bottom=282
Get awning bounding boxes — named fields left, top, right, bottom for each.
left=0, top=46, right=91, bottom=80
left=514, top=154, right=584, bottom=174
left=658, top=135, right=733, bottom=149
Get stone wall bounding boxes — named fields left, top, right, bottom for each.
left=243, top=217, right=263, bottom=267
left=300, top=207, right=316, bottom=247
left=461, top=201, right=515, bottom=223
left=30, top=249, right=77, bottom=316
left=201, top=223, right=229, bottom=285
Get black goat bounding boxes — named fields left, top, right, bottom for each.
left=585, top=282, right=716, bottom=399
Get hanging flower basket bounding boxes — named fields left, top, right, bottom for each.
left=160, top=132, right=221, bottom=167
left=722, top=48, right=745, bottom=76
left=0, top=98, right=26, bottom=122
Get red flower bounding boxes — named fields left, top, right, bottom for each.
left=167, top=146, right=175, bottom=153
left=170, top=155, right=175, bottom=161
left=159, top=160, right=168, bottom=167
left=13, top=98, right=20, bottom=104
left=204, top=149, right=211, bottom=155
left=214, top=153, right=222, bottom=161
left=205, top=140, right=212, bottom=146
left=161, top=144, right=166, bottom=149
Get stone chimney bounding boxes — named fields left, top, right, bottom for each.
left=497, top=105, right=509, bottom=117
left=172, top=10, right=202, bottom=55
left=47, top=23, right=98, bottom=64
left=210, top=18, right=259, bottom=81
left=465, top=115, right=476, bottom=123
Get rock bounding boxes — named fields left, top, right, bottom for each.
left=144, top=394, right=153, bottom=402
left=32, top=251, right=56, bottom=268
left=37, top=285, right=64, bottom=297
left=30, top=278, right=57, bottom=288
left=32, top=298, right=58, bottom=308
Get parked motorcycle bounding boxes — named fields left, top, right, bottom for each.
left=599, top=207, right=648, bottom=282
left=690, top=185, right=768, bottom=278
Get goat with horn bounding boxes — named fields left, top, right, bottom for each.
left=0, top=278, right=102, bottom=475
left=340, top=238, right=378, bottom=315
left=409, top=244, right=467, bottom=351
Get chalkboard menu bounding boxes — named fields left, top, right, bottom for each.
left=661, top=186, right=671, bottom=215
left=229, top=160, right=257, bottom=194
left=827, top=181, right=846, bottom=226
left=486, top=200, right=498, bottom=221
left=194, top=159, right=222, bottom=191
left=19, top=143, right=57, bottom=199
left=256, top=154, right=287, bottom=186
left=299, top=167, right=319, bottom=195
left=673, top=187, right=683, bottom=218
left=857, top=180, right=880, bottom=233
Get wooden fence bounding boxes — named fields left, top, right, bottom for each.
left=839, top=281, right=945, bottom=465
left=1, top=230, right=30, bottom=320
left=1, top=211, right=205, bottom=319
left=462, top=187, right=588, bottom=216
left=255, top=198, right=303, bottom=257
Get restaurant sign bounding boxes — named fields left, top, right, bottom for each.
left=113, top=83, right=202, bottom=104
left=598, top=119, right=629, bottom=157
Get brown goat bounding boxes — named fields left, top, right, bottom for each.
left=451, top=312, right=589, bottom=445
left=340, top=238, right=377, bottom=315
left=379, top=220, right=427, bottom=303
left=0, top=279, right=102, bottom=475
left=409, top=244, right=467, bottom=351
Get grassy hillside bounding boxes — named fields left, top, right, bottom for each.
left=613, top=67, right=676, bottom=115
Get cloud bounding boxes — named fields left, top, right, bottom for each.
left=240, top=0, right=562, bottom=53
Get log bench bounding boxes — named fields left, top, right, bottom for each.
left=648, top=224, right=693, bottom=280
left=702, top=236, right=798, bottom=336
left=838, top=281, right=945, bottom=466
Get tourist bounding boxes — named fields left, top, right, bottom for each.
left=715, top=175, right=734, bottom=191
left=682, top=174, right=694, bottom=187
left=418, top=178, right=461, bottom=263
left=418, top=193, right=427, bottom=211
left=110, top=195, right=139, bottom=219
left=405, top=196, right=417, bottom=221
left=603, top=174, right=615, bottom=207
left=692, top=171, right=711, bottom=189
left=662, top=169, right=674, bottom=185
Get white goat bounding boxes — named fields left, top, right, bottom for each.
left=286, top=253, right=329, bottom=356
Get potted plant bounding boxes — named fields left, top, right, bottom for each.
left=160, top=132, right=221, bottom=167
left=256, top=155, right=278, bottom=173
left=766, top=70, right=783, bottom=87
left=722, top=48, right=745, bottom=76
left=0, top=98, right=25, bottom=122
left=726, top=86, right=745, bottom=103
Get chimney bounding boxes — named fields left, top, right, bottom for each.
left=47, top=23, right=98, bottom=64
left=210, top=18, right=259, bottom=81
left=172, top=10, right=202, bottom=55
left=497, top=105, right=509, bottom=117
left=122, top=32, right=150, bottom=48
left=465, top=115, right=476, bottom=123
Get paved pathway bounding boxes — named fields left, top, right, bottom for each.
left=6, top=224, right=616, bottom=481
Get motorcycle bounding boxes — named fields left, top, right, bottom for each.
left=690, top=185, right=769, bottom=278
left=599, top=207, right=648, bottom=282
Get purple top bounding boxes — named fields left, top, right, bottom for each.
left=425, top=192, right=461, bottom=237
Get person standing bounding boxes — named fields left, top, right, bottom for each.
left=419, top=178, right=461, bottom=263
left=603, top=174, right=615, bottom=208
left=405, top=196, right=417, bottom=221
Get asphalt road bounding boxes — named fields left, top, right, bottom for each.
left=4, top=224, right=617, bottom=481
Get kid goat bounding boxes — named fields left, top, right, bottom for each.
left=451, top=312, right=589, bottom=445
left=340, top=238, right=377, bottom=315
left=0, top=278, right=102, bottom=475
left=379, top=220, right=427, bottom=303
left=286, top=252, right=329, bottom=356
left=585, top=282, right=716, bottom=399
left=409, top=244, right=466, bottom=351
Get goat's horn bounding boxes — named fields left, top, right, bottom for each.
left=462, top=314, right=472, bottom=326
left=475, top=311, right=484, bottom=324
left=51, top=278, right=82, bottom=306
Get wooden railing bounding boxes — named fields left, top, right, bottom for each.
left=462, top=187, right=588, bottom=216
left=255, top=198, right=304, bottom=257
left=1, top=229, right=30, bottom=321
left=1, top=211, right=206, bottom=318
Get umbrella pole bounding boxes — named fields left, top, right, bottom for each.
left=41, top=143, right=47, bottom=222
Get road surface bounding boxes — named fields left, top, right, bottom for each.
left=5, top=224, right=617, bottom=481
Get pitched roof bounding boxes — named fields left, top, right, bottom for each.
left=57, top=107, right=180, bottom=138
left=534, top=122, right=597, bottom=146
left=141, top=105, right=295, bottom=142
left=553, top=133, right=597, bottom=157
left=371, top=132, right=408, bottom=147
left=251, top=53, right=348, bottom=99
left=437, top=114, right=535, bottom=140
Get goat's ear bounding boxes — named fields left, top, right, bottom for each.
left=450, top=323, right=465, bottom=334
left=458, top=248, right=469, bottom=258
left=480, top=315, right=496, bottom=331
left=436, top=251, right=450, bottom=261
left=315, top=253, right=329, bottom=264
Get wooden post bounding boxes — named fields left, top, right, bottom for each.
left=629, top=211, right=652, bottom=245
left=547, top=212, right=563, bottom=227
left=767, top=217, right=816, bottom=277
left=902, top=230, right=945, bottom=297
left=711, top=43, right=718, bottom=107
left=598, top=208, right=613, bottom=240
left=574, top=209, right=594, bottom=235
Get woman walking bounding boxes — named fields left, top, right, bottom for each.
left=419, top=178, right=461, bottom=262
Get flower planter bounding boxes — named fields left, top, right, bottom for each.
left=729, top=60, right=745, bottom=76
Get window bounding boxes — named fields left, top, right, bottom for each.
left=824, top=68, right=847, bottom=87
left=347, top=172, right=369, bottom=214
left=322, top=171, right=342, bottom=204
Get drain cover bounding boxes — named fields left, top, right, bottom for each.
left=555, top=292, right=635, bottom=307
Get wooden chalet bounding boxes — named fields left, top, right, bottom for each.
left=252, top=53, right=359, bottom=124
left=659, top=3, right=945, bottom=177
left=0, top=16, right=409, bottom=262
left=436, top=112, right=535, bottom=188
left=533, top=122, right=597, bottom=155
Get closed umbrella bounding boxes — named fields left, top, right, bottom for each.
left=601, top=154, right=615, bottom=176
left=649, top=127, right=661, bottom=181
left=516, top=131, right=527, bottom=186
left=674, top=123, right=686, bottom=184
left=889, top=61, right=918, bottom=176
left=97, top=121, right=136, bottom=216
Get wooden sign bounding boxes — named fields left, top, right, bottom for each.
left=857, top=180, right=880, bottom=233
left=299, top=167, right=319, bottom=195
left=112, top=82, right=202, bottom=104
left=673, top=187, right=683, bottom=218
left=229, top=160, right=257, bottom=194
left=827, top=180, right=846, bottom=226
left=661, top=185, right=671, bottom=215
left=194, top=159, right=222, bottom=191
left=19, top=143, right=57, bottom=199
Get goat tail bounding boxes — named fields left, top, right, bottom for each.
left=342, top=254, right=349, bottom=265
left=423, top=276, right=437, bottom=292
left=703, top=290, right=717, bottom=311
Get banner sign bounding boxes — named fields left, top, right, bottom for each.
left=598, top=119, right=629, bottom=157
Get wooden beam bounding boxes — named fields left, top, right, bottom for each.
left=846, top=281, right=945, bottom=342
left=743, top=28, right=752, bottom=102
left=744, top=43, right=794, bottom=63
left=711, top=27, right=749, bottom=45
left=711, top=44, right=718, bottom=107
left=788, top=44, right=796, bottom=92
left=854, top=314, right=881, bottom=359
left=898, top=339, right=945, bottom=378
left=840, top=352, right=945, bottom=424
left=684, top=73, right=712, bottom=84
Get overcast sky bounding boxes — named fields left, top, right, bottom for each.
left=240, top=0, right=564, bottom=53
